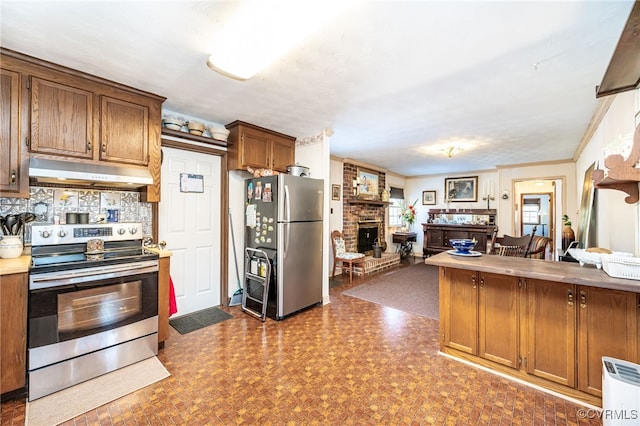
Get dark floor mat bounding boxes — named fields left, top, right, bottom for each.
left=169, top=307, right=233, bottom=334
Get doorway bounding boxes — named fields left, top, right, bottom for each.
left=159, top=147, right=222, bottom=316
left=514, top=179, right=559, bottom=259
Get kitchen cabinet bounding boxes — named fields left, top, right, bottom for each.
left=1, top=48, right=165, bottom=202
left=576, top=286, right=638, bottom=396
left=158, top=256, right=170, bottom=347
left=525, top=278, right=576, bottom=388
left=226, top=120, right=295, bottom=173
left=1, top=273, right=27, bottom=395
left=441, top=269, right=519, bottom=368
left=478, top=272, right=519, bottom=369
left=440, top=267, right=478, bottom=355
left=432, top=253, right=640, bottom=406
left=0, top=67, right=29, bottom=197
left=100, top=95, right=150, bottom=166
left=29, top=75, right=95, bottom=159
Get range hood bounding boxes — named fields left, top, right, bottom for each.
left=29, top=158, right=153, bottom=188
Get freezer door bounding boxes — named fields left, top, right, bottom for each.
left=245, top=176, right=278, bottom=250
left=276, top=221, right=323, bottom=317
left=277, top=175, right=323, bottom=222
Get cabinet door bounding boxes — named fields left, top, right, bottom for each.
left=270, top=136, right=295, bottom=172
left=240, top=127, right=270, bottom=169
left=577, top=286, right=638, bottom=396
left=1, top=273, right=27, bottom=394
left=526, top=279, right=576, bottom=387
left=30, top=76, right=94, bottom=159
left=100, top=96, right=149, bottom=165
left=442, top=267, right=478, bottom=354
left=0, top=68, right=23, bottom=194
left=426, top=229, right=444, bottom=249
left=478, top=272, right=519, bottom=368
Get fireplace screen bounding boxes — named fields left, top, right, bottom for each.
left=58, top=282, right=142, bottom=332
left=357, top=222, right=381, bottom=254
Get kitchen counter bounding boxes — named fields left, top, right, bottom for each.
left=0, top=255, right=30, bottom=276
left=425, top=251, right=640, bottom=293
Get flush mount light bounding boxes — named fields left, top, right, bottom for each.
left=207, top=0, right=348, bottom=80
left=441, top=146, right=464, bottom=158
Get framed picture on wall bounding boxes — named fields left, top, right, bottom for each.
left=444, top=176, right=478, bottom=202
left=356, top=167, right=379, bottom=200
left=422, top=190, right=436, bottom=205
left=332, top=184, right=341, bottom=200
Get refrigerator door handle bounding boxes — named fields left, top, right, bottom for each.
left=284, top=184, right=291, bottom=222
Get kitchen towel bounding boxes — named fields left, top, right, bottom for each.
left=169, top=276, right=178, bottom=316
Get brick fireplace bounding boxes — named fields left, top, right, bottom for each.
left=342, top=163, right=387, bottom=252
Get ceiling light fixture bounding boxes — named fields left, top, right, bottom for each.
left=207, top=1, right=348, bottom=80
left=441, top=146, right=463, bottom=158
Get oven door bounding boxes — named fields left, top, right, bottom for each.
left=28, top=261, right=158, bottom=350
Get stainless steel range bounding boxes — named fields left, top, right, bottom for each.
left=28, top=222, right=159, bottom=401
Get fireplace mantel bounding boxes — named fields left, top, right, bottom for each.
left=347, top=199, right=390, bottom=206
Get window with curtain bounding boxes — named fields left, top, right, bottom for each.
left=388, top=187, right=404, bottom=226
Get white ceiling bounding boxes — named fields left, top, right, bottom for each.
left=0, top=1, right=634, bottom=176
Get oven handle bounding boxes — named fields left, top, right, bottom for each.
left=29, top=261, right=159, bottom=290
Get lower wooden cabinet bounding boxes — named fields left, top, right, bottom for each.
left=478, top=272, right=519, bottom=369
left=526, top=278, right=576, bottom=387
left=158, top=256, right=170, bottom=346
left=440, top=266, right=640, bottom=402
left=577, top=286, right=638, bottom=397
left=441, top=267, right=477, bottom=355
left=1, top=273, right=27, bottom=395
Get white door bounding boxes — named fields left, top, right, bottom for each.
left=159, top=147, right=222, bottom=315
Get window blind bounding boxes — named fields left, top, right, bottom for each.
left=389, top=187, right=404, bottom=199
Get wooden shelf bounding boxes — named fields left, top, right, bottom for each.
left=592, top=124, right=640, bottom=204
left=347, top=198, right=390, bottom=206
left=161, top=128, right=229, bottom=148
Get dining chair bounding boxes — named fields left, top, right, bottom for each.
left=331, top=230, right=366, bottom=283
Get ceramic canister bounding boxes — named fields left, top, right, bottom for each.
left=0, top=235, right=23, bottom=259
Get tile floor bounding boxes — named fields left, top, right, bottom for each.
left=1, top=257, right=601, bottom=425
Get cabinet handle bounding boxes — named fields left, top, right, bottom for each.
left=87, top=140, right=92, bottom=151
left=568, top=290, right=574, bottom=306
left=102, top=143, right=106, bottom=153
left=471, top=275, right=476, bottom=289
left=479, top=277, right=484, bottom=288
left=10, top=170, right=16, bottom=184
left=580, top=290, right=586, bottom=308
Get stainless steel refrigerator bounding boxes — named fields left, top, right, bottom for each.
left=244, top=174, right=324, bottom=320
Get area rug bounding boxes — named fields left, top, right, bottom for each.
left=342, top=263, right=439, bottom=319
left=26, top=356, right=170, bottom=426
left=169, top=306, right=233, bottom=334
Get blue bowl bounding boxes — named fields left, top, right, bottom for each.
left=450, top=239, right=477, bottom=253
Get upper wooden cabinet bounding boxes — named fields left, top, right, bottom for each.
left=100, top=96, right=149, bottom=166
left=1, top=48, right=165, bottom=201
left=0, top=67, right=29, bottom=197
left=226, top=120, right=295, bottom=173
left=29, top=76, right=95, bottom=159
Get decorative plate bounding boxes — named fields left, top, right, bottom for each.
left=447, top=250, right=482, bottom=257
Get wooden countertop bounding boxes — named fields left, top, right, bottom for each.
left=0, top=255, right=31, bottom=275
left=425, top=251, right=640, bottom=293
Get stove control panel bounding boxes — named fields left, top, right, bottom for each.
left=32, top=223, right=144, bottom=246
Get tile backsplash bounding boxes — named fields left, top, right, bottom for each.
left=0, top=187, right=153, bottom=244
